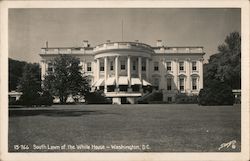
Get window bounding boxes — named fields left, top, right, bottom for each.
left=48, top=62, right=53, bottom=72
left=142, top=61, right=146, bottom=71
left=179, top=78, right=184, bottom=91
left=120, top=60, right=125, bottom=70
left=167, top=97, right=172, bottom=102
left=132, top=61, right=136, bottom=70
left=87, top=62, right=92, bottom=71
left=167, top=62, right=171, bottom=71
left=167, top=78, right=172, bottom=90
left=153, top=78, right=160, bottom=90
left=192, top=78, right=197, bottom=90
left=110, top=61, right=113, bottom=71
left=100, top=62, right=104, bottom=71
left=154, top=62, right=159, bottom=71
left=192, top=62, right=197, bottom=71
left=179, top=62, right=184, bottom=71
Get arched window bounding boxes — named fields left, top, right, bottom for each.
left=179, top=77, right=185, bottom=91
left=192, top=77, right=198, bottom=90
left=167, top=77, right=172, bottom=91
left=153, top=78, right=160, bottom=90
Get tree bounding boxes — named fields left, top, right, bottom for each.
left=204, top=32, right=241, bottom=89
left=17, top=63, right=41, bottom=106
left=200, top=32, right=241, bottom=105
left=43, top=55, right=90, bottom=104
left=9, top=58, right=27, bottom=91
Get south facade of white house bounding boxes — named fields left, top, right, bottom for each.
left=40, top=40, right=205, bottom=104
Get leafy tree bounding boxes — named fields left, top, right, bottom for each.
left=43, top=55, right=90, bottom=104
left=200, top=32, right=240, bottom=105
left=204, top=32, right=241, bottom=89
left=9, top=58, right=27, bottom=91
left=17, top=63, right=41, bottom=106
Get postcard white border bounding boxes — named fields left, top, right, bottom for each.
left=0, top=1, right=249, bottom=161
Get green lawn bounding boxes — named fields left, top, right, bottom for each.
left=9, top=104, right=241, bottom=152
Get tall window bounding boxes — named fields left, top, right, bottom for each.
left=48, top=62, right=53, bottom=72
left=179, top=62, right=184, bottom=71
left=192, top=77, right=197, bottom=90
left=120, top=60, right=125, bottom=70
left=100, top=62, right=104, bottom=71
left=153, top=78, right=160, bottom=90
left=167, top=62, right=171, bottom=71
left=110, top=61, right=113, bottom=71
left=154, top=62, right=159, bottom=71
left=142, top=61, right=146, bottom=71
left=132, top=61, right=136, bottom=70
left=192, top=61, right=197, bottom=71
left=87, top=62, right=92, bottom=71
left=167, top=78, right=172, bottom=90
left=179, top=78, right=184, bottom=91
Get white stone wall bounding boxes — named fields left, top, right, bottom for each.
left=40, top=43, right=204, bottom=103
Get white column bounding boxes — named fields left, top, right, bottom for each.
left=186, top=59, right=191, bottom=93
left=138, top=57, right=142, bottom=80
left=173, top=59, right=178, bottom=91
left=146, top=58, right=149, bottom=80
left=41, top=60, right=46, bottom=81
left=115, top=56, right=119, bottom=89
left=127, top=56, right=131, bottom=88
left=96, top=58, right=100, bottom=80
left=199, top=59, right=204, bottom=89
left=104, top=57, right=108, bottom=92
left=138, top=57, right=143, bottom=93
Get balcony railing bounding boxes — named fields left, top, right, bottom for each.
left=94, top=42, right=154, bottom=53
left=154, top=47, right=204, bottom=54
left=40, top=47, right=93, bottom=55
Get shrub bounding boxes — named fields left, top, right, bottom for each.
left=198, top=81, right=234, bottom=106
left=18, top=91, right=41, bottom=106
left=175, top=94, right=198, bottom=104
left=85, top=91, right=111, bottom=104
left=37, top=91, right=54, bottom=106
left=18, top=91, right=54, bottom=107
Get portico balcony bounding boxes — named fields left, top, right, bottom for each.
left=94, top=42, right=155, bottom=55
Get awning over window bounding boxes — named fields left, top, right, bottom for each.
left=94, top=78, right=104, bottom=87
left=118, top=76, right=128, bottom=85
left=131, top=78, right=141, bottom=85
left=106, top=77, right=116, bottom=86
left=142, top=80, right=151, bottom=86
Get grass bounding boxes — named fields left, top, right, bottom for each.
left=9, top=104, right=241, bottom=152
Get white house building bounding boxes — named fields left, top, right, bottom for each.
left=40, top=40, right=205, bottom=104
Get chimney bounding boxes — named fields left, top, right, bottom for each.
left=46, top=41, right=48, bottom=48
left=156, top=40, right=163, bottom=47
left=83, top=40, right=89, bottom=48
left=135, top=40, right=139, bottom=43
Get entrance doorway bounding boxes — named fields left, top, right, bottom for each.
left=121, top=97, right=129, bottom=104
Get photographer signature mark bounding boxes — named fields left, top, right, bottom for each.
left=218, top=140, right=236, bottom=150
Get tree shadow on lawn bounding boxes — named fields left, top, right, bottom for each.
left=9, top=109, right=120, bottom=117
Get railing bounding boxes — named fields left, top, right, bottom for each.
left=40, top=44, right=204, bottom=55
left=40, top=48, right=93, bottom=55
left=94, top=42, right=154, bottom=53
left=154, top=47, right=204, bottom=54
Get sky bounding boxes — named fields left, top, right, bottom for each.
left=9, top=8, right=241, bottom=63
